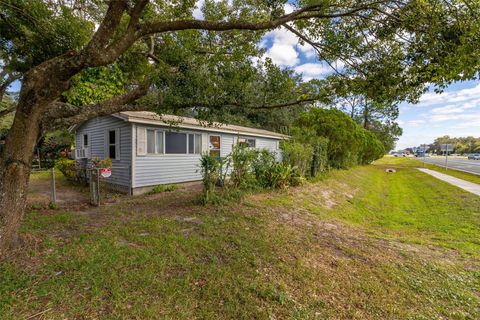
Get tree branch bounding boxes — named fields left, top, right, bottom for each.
left=0, top=105, right=16, bottom=118
left=255, top=98, right=318, bottom=110
left=140, top=4, right=378, bottom=35
left=93, top=2, right=385, bottom=67
left=44, top=81, right=152, bottom=129
left=83, top=0, right=129, bottom=58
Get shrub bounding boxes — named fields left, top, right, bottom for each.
left=56, top=158, right=80, bottom=182
left=230, top=143, right=257, bottom=189
left=293, top=108, right=385, bottom=168
left=149, top=184, right=177, bottom=194
left=280, top=141, right=313, bottom=177
left=198, top=154, right=221, bottom=198
left=91, top=157, right=112, bottom=169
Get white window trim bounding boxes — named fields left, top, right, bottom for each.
left=105, top=128, right=120, bottom=160
left=238, top=137, right=256, bottom=148
left=187, top=133, right=202, bottom=155
left=146, top=128, right=164, bottom=155
left=136, top=126, right=202, bottom=156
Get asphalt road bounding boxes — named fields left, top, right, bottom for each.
left=419, top=157, right=480, bottom=175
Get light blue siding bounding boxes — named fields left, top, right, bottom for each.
left=75, top=116, right=131, bottom=187
left=77, top=117, right=283, bottom=190
left=133, top=125, right=205, bottom=187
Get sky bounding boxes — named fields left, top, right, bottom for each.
left=7, top=1, right=480, bottom=150
left=256, top=24, right=480, bottom=150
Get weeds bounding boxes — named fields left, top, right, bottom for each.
left=149, top=184, right=177, bottom=194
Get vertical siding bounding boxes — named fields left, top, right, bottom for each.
left=220, top=134, right=235, bottom=157
left=75, top=116, right=131, bottom=186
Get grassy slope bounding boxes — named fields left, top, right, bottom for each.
left=1, top=158, right=479, bottom=319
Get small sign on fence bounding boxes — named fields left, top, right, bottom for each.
left=100, top=168, right=112, bottom=178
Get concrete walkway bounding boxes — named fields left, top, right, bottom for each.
left=417, top=168, right=480, bottom=196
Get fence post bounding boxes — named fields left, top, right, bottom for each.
left=50, top=167, right=56, bottom=205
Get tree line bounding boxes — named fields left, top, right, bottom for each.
left=428, top=136, right=480, bottom=154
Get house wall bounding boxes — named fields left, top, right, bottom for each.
left=132, top=125, right=281, bottom=188
left=75, top=116, right=132, bottom=187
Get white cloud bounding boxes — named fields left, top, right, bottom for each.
left=283, top=3, right=296, bottom=14
left=418, top=83, right=480, bottom=107
left=192, top=0, right=205, bottom=19
left=294, top=63, right=331, bottom=81
left=405, top=119, right=426, bottom=127
left=267, top=44, right=300, bottom=67
left=430, top=100, right=478, bottom=115
left=263, top=27, right=300, bottom=67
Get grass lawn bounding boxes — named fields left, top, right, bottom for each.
left=1, top=157, right=479, bottom=319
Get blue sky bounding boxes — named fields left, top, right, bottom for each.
left=256, top=21, right=479, bottom=150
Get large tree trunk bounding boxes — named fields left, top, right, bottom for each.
left=0, top=56, right=80, bottom=257
left=0, top=101, right=42, bottom=255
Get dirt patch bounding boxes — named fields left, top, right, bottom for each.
left=28, top=172, right=89, bottom=209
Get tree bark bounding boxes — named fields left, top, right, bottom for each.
left=0, top=53, right=83, bottom=256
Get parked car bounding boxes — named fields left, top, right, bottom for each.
left=467, top=154, right=480, bottom=160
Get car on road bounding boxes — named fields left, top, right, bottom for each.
left=467, top=154, right=480, bottom=160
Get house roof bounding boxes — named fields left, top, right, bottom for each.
left=113, top=111, right=289, bottom=139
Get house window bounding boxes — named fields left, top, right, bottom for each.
left=145, top=129, right=164, bottom=154
left=107, top=129, right=120, bottom=160
left=239, top=137, right=256, bottom=148
left=165, top=132, right=187, bottom=154
left=138, top=128, right=197, bottom=155
left=209, top=135, right=221, bottom=157
left=83, top=134, right=88, bottom=147
left=156, top=131, right=164, bottom=154
left=188, top=133, right=202, bottom=154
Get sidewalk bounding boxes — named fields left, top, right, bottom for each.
left=417, top=168, right=480, bottom=196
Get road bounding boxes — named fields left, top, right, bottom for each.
left=419, top=157, right=480, bottom=175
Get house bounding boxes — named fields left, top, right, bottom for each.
left=73, top=111, right=288, bottom=194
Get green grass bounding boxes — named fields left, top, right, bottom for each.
left=327, top=157, right=480, bottom=255
left=1, top=157, right=478, bottom=319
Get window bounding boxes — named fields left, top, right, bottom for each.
left=209, top=135, right=221, bottom=157
left=83, top=134, right=88, bottom=147
left=137, top=127, right=197, bottom=155
left=188, top=133, right=202, bottom=154
left=156, top=131, right=163, bottom=154
left=147, top=129, right=155, bottom=154
left=194, top=134, right=202, bottom=154
left=107, top=129, right=120, bottom=160
left=239, top=137, right=256, bottom=148
left=165, top=132, right=187, bottom=154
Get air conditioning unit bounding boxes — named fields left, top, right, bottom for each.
left=75, top=147, right=90, bottom=159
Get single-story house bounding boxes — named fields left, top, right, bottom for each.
left=73, top=111, right=288, bottom=194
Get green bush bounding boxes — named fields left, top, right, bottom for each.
left=56, top=158, right=80, bottom=182
left=149, top=184, right=177, bottom=194
left=199, top=144, right=306, bottom=204
left=281, top=141, right=313, bottom=177
left=198, top=154, right=221, bottom=197
left=293, top=108, right=385, bottom=168
left=230, top=143, right=257, bottom=189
